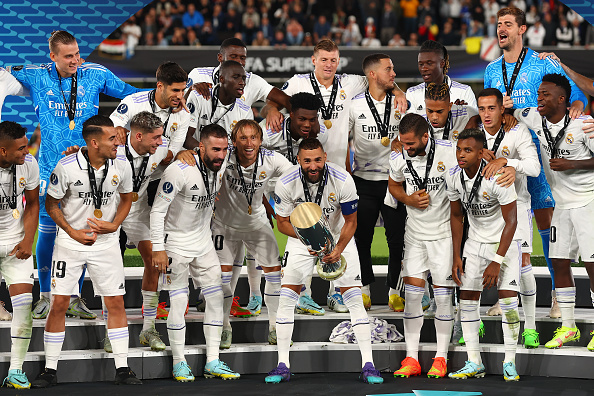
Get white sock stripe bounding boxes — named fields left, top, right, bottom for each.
left=221, top=273, right=233, bottom=283
left=342, top=288, right=362, bottom=303
left=434, top=316, right=454, bottom=321
left=44, top=332, right=65, bottom=342
left=169, top=288, right=189, bottom=298
left=521, top=264, right=533, bottom=273
left=167, top=325, right=187, bottom=330
left=280, top=288, right=299, bottom=301
left=500, top=301, right=519, bottom=310
left=11, top=294, right=33, bottom=308
left=433, top=288, right=453, bottom=296
left=264, top=272, right=282, bottom=282
left=108, top=330, right=129, bottom=341
left=143, top=308, right=157, bottom=315
left=404, top=314, right=424, bottom=319
left=276, top=318, right=294, bottom=325
left=202, top=285, right=223, bottom=297
left=404, top=284, right=425, bottom=294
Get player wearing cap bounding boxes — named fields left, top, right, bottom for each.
left=0, top=122, right=39, bottom=389
left=151, top=123, right=239, bottom=381
left=33, top=115, right=138, bottom=388
left=388, top=113, right=458, bottom=379
left=406, top=40, right=477, bottom=116
left=265, top=138, right=383, bottom=385
left=476, top=88, right=541, bottom=348
left=446, top=128, right=521, bottom=382
left=348, top=53, right=405, bottom=312
left=513, top=74, right=594, bottom=351
left=212, top=120, right=292, bottom=348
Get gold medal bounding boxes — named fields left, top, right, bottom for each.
left=69, top=120, right=75, bottom=130
left=131, top=192, right=139, bottom=202
left=381, top=136, right=390, bottom=147
left=324, top=119, right=332, bottom=129
left=419, top=191, right=428, bottom=197
left=12, top=209, right=20, bottom=219
left=248, top=205, right=252, bottom=215
left=94, top=209, right=103, bottom=218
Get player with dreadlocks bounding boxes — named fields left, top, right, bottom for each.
left=406, top=40, right=477, bottom=116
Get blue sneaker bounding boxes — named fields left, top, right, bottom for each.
left=503, top=361, right=520, bottom=382
left=422, top=294, right=431, bottom=311
left=296, top=294, right=325, bottom=315
left=172, top=361, right=194, bottom=382
left=246, top=295, right=263, bottom=315
left=448, top=361, right=486, bottom=379
left=265, top=363, right=291, bottom=383
left=3, top=369, right=31, bottom=389
left=327, top=293, right=348, bottom=313
left=204, top=359, right=240, bottom=380
left=360, top=362, right=383, bottom=384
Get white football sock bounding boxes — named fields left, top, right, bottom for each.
left=301, top=273, right=313, bottom=297
left=230, top=263, right=242, bottom=294
left=460, top=299, right=481, bottom=365
left=500, top=297, right=519, bottom=364
left=556, top=287, right=576, bottom=328
left=10, top=293, right=32, bottom=371
left=264, top=271, right=281, bottom=331
left=519, top=264, right=537, bottom=330
left=389, top=287, right=399, bottom=297
left=107, top=327, right=129, bottom=369
left=167, top=288, right=188, bottom=365
left=403, top=284, right=424, bottom=361
left=361, top=284, right=370, bottom=296
left=246, top=253, right=262, bottom=297
left=276, top=288, right=299, bottom=368
left=202, top=284, right=224, bottom=363
left=590, top=289, right=594, bottom=307
left=342, top=287, right=373, bottom=366
left=43, top=331, right=65, bottom=370
left=221, top=271, right=233, bottom=329
left=433, top=287, right=454, bottom=359
left=141, top=290, right=159, bottom=332
left=41, top=291, right=50, bottom=299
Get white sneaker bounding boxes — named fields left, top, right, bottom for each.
left=487, top=301, right=502, bottom=316
left=549, top=297, right=561, bottom=319
left=0, top=301, right=11, bottom=321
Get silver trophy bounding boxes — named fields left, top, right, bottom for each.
left=290, top=202, right=347, bottom=281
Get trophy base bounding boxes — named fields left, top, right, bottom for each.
left=316, top=255, right=347, bottom=281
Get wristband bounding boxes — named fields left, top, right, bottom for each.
left=492, top=254, right=504, bottom=264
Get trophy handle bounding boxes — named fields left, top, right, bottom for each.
left=316, top=254, right=347, bottom=281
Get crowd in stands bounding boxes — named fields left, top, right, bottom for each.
left=113, top=0, right=594, bottom=50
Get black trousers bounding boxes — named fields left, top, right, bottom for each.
left=353, top=175, right=406, bottom=289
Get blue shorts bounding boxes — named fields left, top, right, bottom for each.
left=527, top=130, right=555, bottom=210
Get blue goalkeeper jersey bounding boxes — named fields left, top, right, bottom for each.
left=9, top=62, right=141, bottom=181
left=484, top=48, right=587, bottom=109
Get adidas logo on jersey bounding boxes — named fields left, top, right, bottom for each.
left=590, top=254, right=594, bottom=259
left=46, top=89, right=55, bottom=96
left=509, top=280, right=517, bottom=286
left=119, top=283, right=125, bottom=289
left=446, top=275, right=453, bottom=280
left=74, top=180, right=83, bottom=186
left=190, top=184, right=199, bottom=190
left=358, top=114, right=366, bottom=119
left=201, top=114, right=208, bottom=120
left=417, top=105, right=423, bottom=111
left=522, top=241, right=529, bottom=247
left=354, top=275, right=361, bottom=281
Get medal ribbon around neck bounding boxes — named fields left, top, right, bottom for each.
left=284, top=118, right=298, bottom=165
left=428, top=111, right=452, bottom=140
left=405, top=138, right=435, bottom=192
left=235, top=148, right=260, bottom=215
left=460, top=160, right=486, bottom=212
left=309, top=72, right=338, bottom=121
left=210, top=85, right=235, bottom=125
left=502, top=47, right=527, bottom=97
left=541, top=111, right=571, bottom=159
left=364, top=90, right=393, bottom=146
left=124, top=141, right=150, bottom=201
left=82, top=149, right=109, bottom=218
left=149, top=89, right=173, bottom=138
left=196, top=150, right=216, bottom=208
left=0, top=165, right=19, bottom=218
left=58, top=70, right=78, bottom=130
left=483, top=124, right=506, bottom=154
left=300, top=164, right=328, bottom=206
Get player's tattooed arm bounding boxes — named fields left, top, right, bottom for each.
left=450, top=200, right=465, bottom=286
left=46, top=195, right=97, bottom=246
left=11, top=187, right=39, bottom=259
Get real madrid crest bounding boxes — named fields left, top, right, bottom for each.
left=566, top=134, right=574, bottom=144
left=167, top=276, right=171, bottom=285
left=328, top=192, right=337, bottom=203
left=437, top=161, right=445, bottom=172
left=502, top=146, right=510, bottom=157
left=19, top=177, right=26, bottom=188
left=452, top=130, right=459, bottom=141
left=51, top=279, right=56, bottom=288
left=482, top=191, right=490, bottom=200
left=111, top=175, right=119, bottom=186
left=394, top=111, right=401, bottom=121
left=259, top=171, right=267, bottom=180
left=339, top=89, right=346, bottom=100
left=170, top=123, right=178, bottom=133
left=151, top=162, right=158, bottom=172
left=231, top=120, right=237, bottom=130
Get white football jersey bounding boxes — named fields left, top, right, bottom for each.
left=281, top=73, right=368, bottom=167
left=390, top=139, right=458, bottom=240
left=187, top=65, right=273, bottom=106
left=48, top=149, right=133, bottom=251
left=481, top=122, right=539, bottom=205
left=109, top=89, right=189, bottom=159
left=515, top=107, right=594, bottom=209
left=187, top=89, right=253, bottom=139
left=446, top=163, right=518, bottom=244
left=150, top=155, right=227, bottom=257
left=274, top=162, right=359, bottom=240
left=117, top=135, right=169, bottom=220
left=0, top=68, right=27, bottom=122
left=214, top=148, right=292, bottom=232
left=349, top=91, right=402, bottom=181
left=423, top=104, right=478, bottom=142
left=260, top=115, right=328, bottom=165
left=0, top=154, right=39, bottom=245
left=406, top=76, right=477, bottom=116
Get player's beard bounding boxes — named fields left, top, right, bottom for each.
left=301, top=166, right=324, bottom=183
left=204, top=153, right=224, bottom=172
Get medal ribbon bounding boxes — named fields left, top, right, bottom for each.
left=502, top=47, right=527, bottom=96
left=235, top=148, right=260, bottom=212
left=365, top=90, right=393, bottom=140
left=405, top=138, right=435, bottom=191
left=428, top=111, right=451, bottom=140
left=0, top=165, right=18, bottom=210
left=483, top=124, right=506, bottom=154
left=196, top=150, right=216, bottom=208
left=284, top=118, right=297, bottom=165
left=210, top=85, right=235, bottom=124
left=300, top=165, right=328, bottom=206
left=149, top=89, right=173, bottom=138
left=82, top=150, right=109, bottom=212
left=124, top=141, right=150, bottom=193
left=460, top=160, right=486, bottom=212
left=58, top=71, right=77, bottom=125
left=309, top=72, right=338, bottom=121
left=542, top=112, right=571, bottom=159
